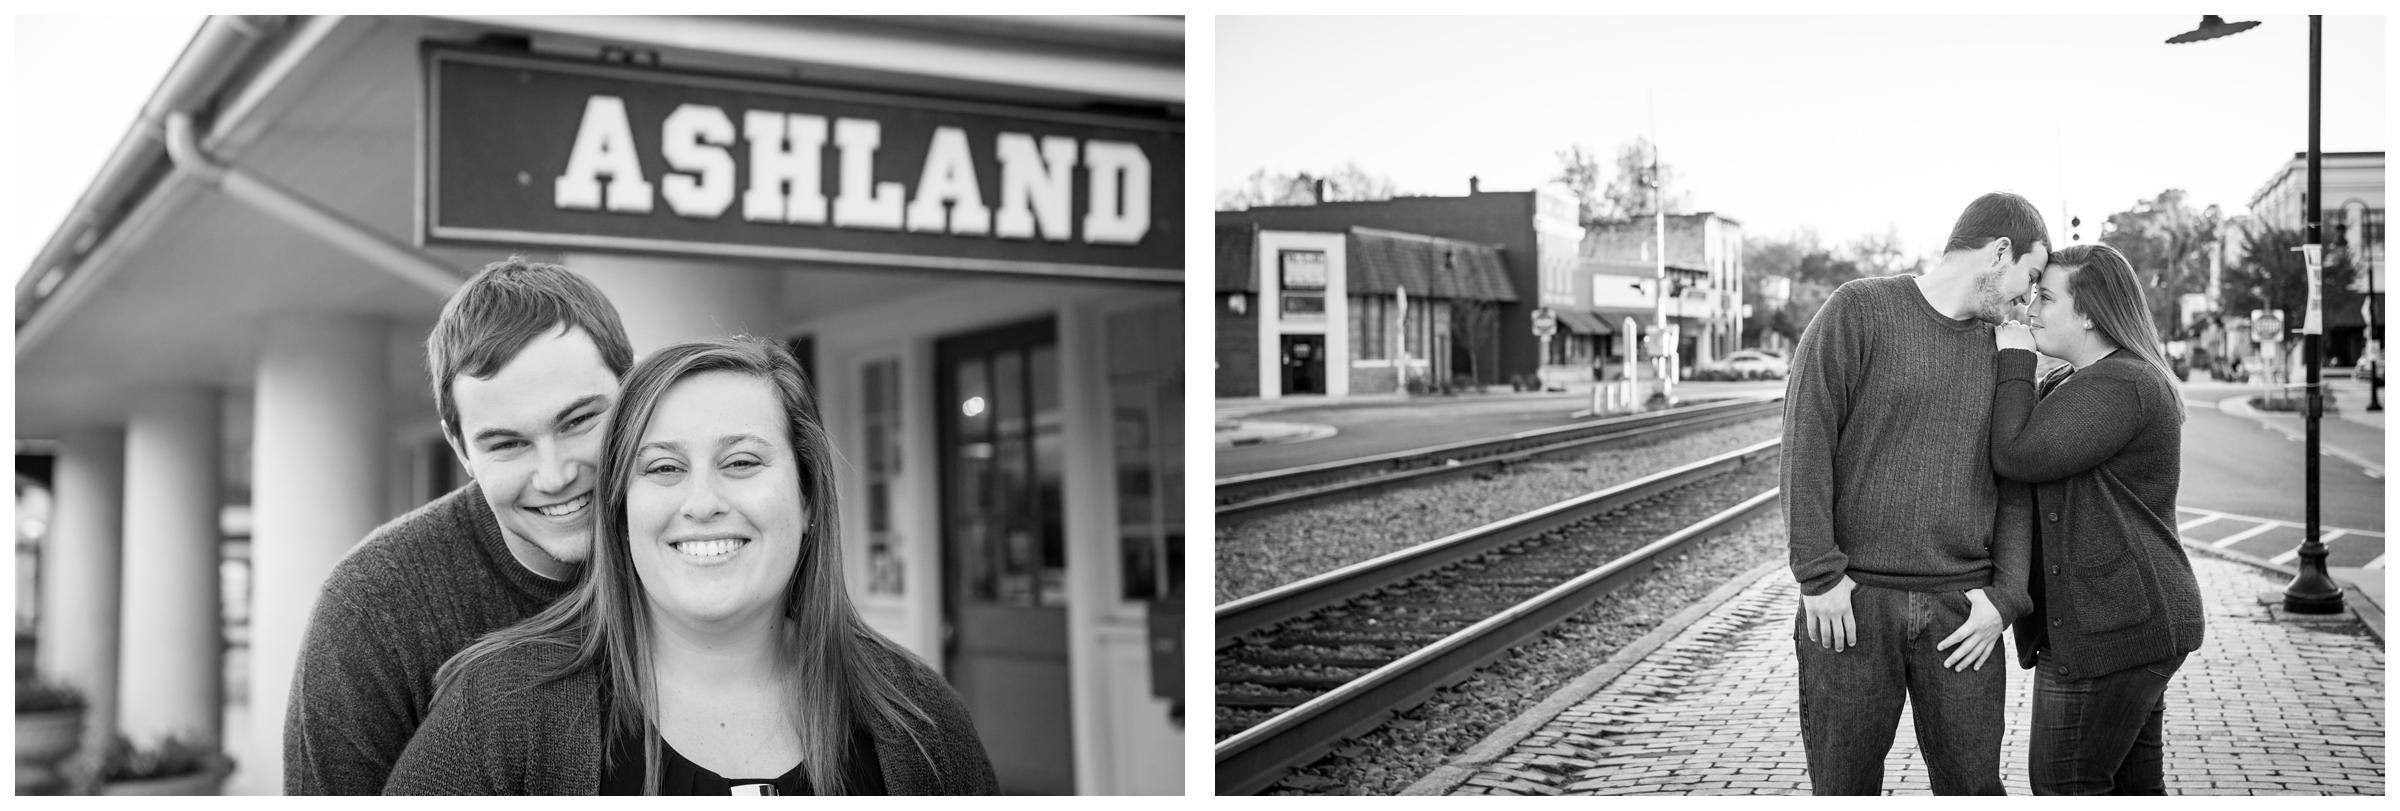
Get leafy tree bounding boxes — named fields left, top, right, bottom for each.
left=2223, top=224, right=2359, bottom=338
left=1216, top=162, right=1400, bottom=210
left=1551, top=144, right=1606, bottom=225
left=2098, top=190, right=2221, bottom=336
left=1743, top=230, right=1867, bottom=346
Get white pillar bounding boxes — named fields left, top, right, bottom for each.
left=563, top=253, right=783, bottom=356
left=248, top=314, right=389, bottom=794
left=119, top=387, right=224, bottom=747
left=40, top=427, right=126, bottom=780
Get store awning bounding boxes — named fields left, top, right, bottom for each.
left=1554, top=308, right=1613, bottom=335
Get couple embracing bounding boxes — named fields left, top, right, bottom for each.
left=285, top=258, right=997, bottom=795
left=1784, top=192, right=2206, bottom=795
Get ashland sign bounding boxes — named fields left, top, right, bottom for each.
left=422, top=47, right=1182, bottom=281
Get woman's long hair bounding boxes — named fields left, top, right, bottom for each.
left=435, top=335, right=936, bottom=794
left=2048, top=243, right=2185, bottom=406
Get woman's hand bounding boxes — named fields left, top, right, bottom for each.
left=1997, top=320, right=2036, bottom=353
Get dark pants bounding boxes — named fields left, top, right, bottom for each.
left=1794, top=584, right=2005, bottom=795
left=2029, top=652, right=2185, bottom=795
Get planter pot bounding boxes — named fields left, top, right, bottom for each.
left=101, top=768, right=225, bottom=796
left=14, top=709, right=85, bottom=795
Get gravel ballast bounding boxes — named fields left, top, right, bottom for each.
left=1216, top=417, right=1784, bottom=603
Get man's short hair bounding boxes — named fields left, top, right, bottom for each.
left=426, top=256, right=634, bottom=438
left=1942, top=192, right=2050, bottom=260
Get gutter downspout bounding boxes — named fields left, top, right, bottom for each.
left=162, top=112, right=459, bottom=297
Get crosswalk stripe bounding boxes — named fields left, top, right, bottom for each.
left=2179, top=513, right=2226, bottom=532
left=2210, top=522, right=2283, bottom=550
left=2267, top=531, right=2349, bottom=565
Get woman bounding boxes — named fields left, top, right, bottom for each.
left=388, top=336, right=997, bottom=795
left=1991, top=243, right=2204, bottom=795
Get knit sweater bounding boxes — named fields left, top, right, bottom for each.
left=1782, top=275, right=2033, bottom=620
left=285, top=485, right=573, bottom=795
left=382, top=636, right=1000, bottom=795
left=1993, top=348, right=2204, bottom=677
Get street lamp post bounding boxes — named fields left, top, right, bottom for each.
left=2169, top=14, right=2343, bottom=613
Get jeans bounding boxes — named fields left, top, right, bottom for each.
left=1794, top=584, right=2005, bottom=795
left=2029, top=652, right=2185, bottom=795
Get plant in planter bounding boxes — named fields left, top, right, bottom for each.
left=99, top=733, right=235, bottom=796
left=14, top=675, right=88, bottom=795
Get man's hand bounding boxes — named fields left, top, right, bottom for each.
left=1997, top=321, right=2037, bottom=352
left=1800, top=576, right=1858, bottom=652
left=1936, top=589, right=2005, bottom=671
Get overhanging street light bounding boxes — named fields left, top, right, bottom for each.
left=2169, top=14, right=2344, bottom=614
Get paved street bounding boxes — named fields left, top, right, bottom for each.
left=1414, top=550, right=2385, bottom=796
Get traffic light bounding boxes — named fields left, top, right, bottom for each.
left=2070, top=216, right=2082, bottom=243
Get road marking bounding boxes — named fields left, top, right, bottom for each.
left=2211, top=522, right=2284, bottom=549
left=2268, top=531, right=2350, bottom=565
left=2368, top=554, right=2386, bottom=570
left=2179, top=512, right=2227, bottom=532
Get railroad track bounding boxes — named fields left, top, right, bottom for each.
left=1216, top=397, right=1782, bottom=525
left=1213, top=439, right=1783, bottom=795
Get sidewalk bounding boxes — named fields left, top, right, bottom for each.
left=1415, top=551, right=2385, bottom=796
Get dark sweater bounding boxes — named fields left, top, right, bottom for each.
left=284, top=485, right=572, bottom=795
left=382, top=637, right=1000, bottom=795
left=1782, top=275, right=2032, bottom=619
left=1993, top=348, right=2204, bottom=677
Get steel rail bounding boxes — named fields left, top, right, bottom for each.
left=1214, top=483, right=1785, bottom=795
left=1217, top=438, right=1781, bottom=646
left=1216, top=397, right=1781, bottom=523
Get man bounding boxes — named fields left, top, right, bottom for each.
left=285, top=257, right=634, bottom=794
left=1782, top=192, right=2045, bottom=794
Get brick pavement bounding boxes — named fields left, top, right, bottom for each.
left=1422, top=553, right=2386, bottom=796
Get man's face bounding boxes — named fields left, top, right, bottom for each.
left=447, top=324, right=620, bottom=577
left=1982, top=239, right=2049, bottom=323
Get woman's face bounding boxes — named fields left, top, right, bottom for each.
left=2028, top=263, right=2082, bottom=358
left=626, top=371, right=807, bottom=629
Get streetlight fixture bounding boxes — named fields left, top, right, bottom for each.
left=2169, top=15, right=2343, bottom=614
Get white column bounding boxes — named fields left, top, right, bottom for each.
left=119, top=387, right=224, bottom=747
left=40, top=427, right=126, bottom=780
left=248, top=314, right=389, bottom=793
left=563, top=253, right=783, bottom=356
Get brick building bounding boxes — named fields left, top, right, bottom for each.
left=1577, top=213, right=1746, bottom=377
left=1216, top=223, right=1516, bottom=397
left=1214, top=182, right=1581, bottom=387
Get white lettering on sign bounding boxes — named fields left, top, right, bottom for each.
left=906, top=126, right=990, bottom=235
left=552, top=95, right=1152, bottom=246
left=994, top=133, right=1076, bottom=242
left=659, top=104, right=736, bottom=218
left=741, top=111, right=828, bottom=225
left=554, top=96, right=655, bottom=213
left=832, top=119, right=906, bottom=230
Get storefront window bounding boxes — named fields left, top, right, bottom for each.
left=942, top=321, right=1065, bottom=609
left=1280, top=250, right=1327, bottom=318
left=860, top=357, right=904, bottom=597
left=1108, top=303, right=1183, bottom=602
left=1352, top=296, right=1388, bottom=360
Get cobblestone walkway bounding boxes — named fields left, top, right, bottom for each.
left=1436, top=554, right=2385, bottom=795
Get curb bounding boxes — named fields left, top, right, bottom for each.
left=2215, top=394, right=2384, bottom=477
left=2179, top=536, right=2384, bottom=644
left=1214, top=421, right=1336, bottom=449
left=1400, top=556, right=1787, bottom=796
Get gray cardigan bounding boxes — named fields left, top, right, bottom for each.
left=383, top=637, right=999, bottom=795
left=1992, top=348, right=2204, bottom=678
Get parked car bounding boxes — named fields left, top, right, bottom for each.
left=1705, top=349, right=1790, bottom=379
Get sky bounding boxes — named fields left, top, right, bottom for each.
left=1218, top=14, right=2388, bottom=259
left=8, top=14, right=206, bottom=286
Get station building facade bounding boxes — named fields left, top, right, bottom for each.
left=1214, top=222, right=1517, bottom=398
left=1213, top=182, right=1583, bottom=390
left=13, top=15, right=1183, bottom=795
